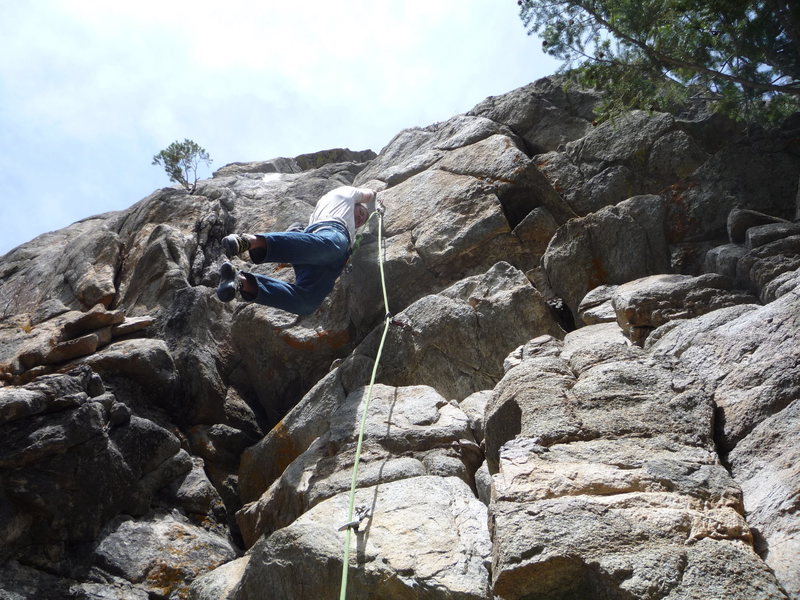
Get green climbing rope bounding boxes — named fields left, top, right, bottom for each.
left=339, top=210, right=390, bottom=600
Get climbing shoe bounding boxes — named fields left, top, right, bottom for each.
left=216, top=262, right=240, bottom=302
left=222, top=234, right=250, bottom=258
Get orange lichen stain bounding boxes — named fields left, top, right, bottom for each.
left=278, top=328, right=351, bottom=351
left=249, top=424, right=299, bottom=494
left=588, top=257, right=610, bottom=289
left=665, top=182, right=699, bottom=243
left=146, top=560, right=192, bottom=599
left=144, top=527, right=232, bottom=600
left=264, top=420, right=299, bottom=475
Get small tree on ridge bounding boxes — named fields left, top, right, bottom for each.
left=152, top=139, right=212, bottom=194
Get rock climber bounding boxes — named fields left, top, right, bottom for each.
left=216, top=185, right=382, bottom=315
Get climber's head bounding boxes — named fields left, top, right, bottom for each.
left=354, top=203, right=369, bottom=228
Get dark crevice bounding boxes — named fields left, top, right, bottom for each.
left=547, top=297, right=576, bottom=333
left=496, top=186, right=538, bottom=230
left=712, top=405, right=732, bottom=470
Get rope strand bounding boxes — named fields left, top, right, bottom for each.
left=339, top=211, right=390, bottom=600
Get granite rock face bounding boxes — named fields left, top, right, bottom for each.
left=1, top=76, right=798, bottom=599
left=648, top=289, right=800, bottom=597
left=486, top=333, right=785, bottom=599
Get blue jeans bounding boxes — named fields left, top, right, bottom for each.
left=241, top=222, right=350, bottom=315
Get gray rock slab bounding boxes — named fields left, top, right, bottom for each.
left=0, top=368, right=190, bottom=566
left=236, top=384, right=475, bottom=547
left=728, top=208, right=790, bottom=243
left=704, top=242, right=747, bottom=279
left=543, top=195, right=671, bottom=320
left=492, top=491, right=786, bottom=600
left=745, top=222, right=800, bottom=250
left=649, top=290, right=800, bottom=596
left=488, top=330, right=787, bottom=599
left=611, top=273, right=757, bottom=344
left=467, top=76, right=599, bottom=154
left=239, top=262, right=563, bottom=504
left=665, top=129, right=800, bottom=244
left=730, top=400, right=800, bottom=598
left=111, top=316, right=155, bottom=338
left=577, top=284, right=618, bottom=325
left=736, top=234, right=800, bottom=301
left=93, top=511, right=238, bottom=599
left=188, top=556, right=249, bottom=600
left=235, top=476, right=491, bottom=600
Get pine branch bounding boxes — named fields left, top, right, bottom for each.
left=573, top=0, right=800, bottom=95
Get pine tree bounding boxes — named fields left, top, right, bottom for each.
left=519, top=0, right=800, bottom=122
left=152, top=139, right=212, bottom=193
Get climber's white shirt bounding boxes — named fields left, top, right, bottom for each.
left=309, top=186, right=376, bottom=247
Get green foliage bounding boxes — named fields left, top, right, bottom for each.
left=152, top=139, right=212, bottom=193
left=519, top=0, right=800, bottom=123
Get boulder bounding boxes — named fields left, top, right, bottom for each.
left=188, top=557, right=250, bottom=600
left=44, top=332, right=100, bottom=365
left=432, top=133, right=576, bottom=226
left=355, top=115, right=516, bottom=187
left=467, top=76, right=600, bottom=154
left=236, top=384, right=477, bottom=547
left=374, top=153, right=550, bottom=296
left=459, top=389, right=492, bottom=444
left=560, top=322, right=630, bottom=367
left=161, top=456, right=226, bottom=520
left=92, top=511, right=238, bottom=599
left=512, top=206, right=561, bottom=258
left=111, top=315, right=155, bottom=338
left=745, top=222, right=800, bottom=250
left=542, top=195, right=671, bottom=320
left=234, top=477, right=491, bottom=600
left=648, top=128, right=710, bottom=181
left=0, top=367, right=190, bottom=564
left=577, top=284, right=618, bottom=325
left=61, top=303, right=126, bottom=338
left=704, top=243, right=748, bottom=279
left=75, top=338, right=179, bottom=396
left=228, top=299, right=357, bottom=424
left=611, top=273, right=757, bottom=345
left=727, top=208, right=791, bottom=243
left=534, top=110, right=708, bottom=216
left=371, top=261, right=565, bottom=399
left=665, top=126, right=800, bottom=244
left=736, top=234, right=800, bottom=301
left=501, top=334, right=565, bottom=372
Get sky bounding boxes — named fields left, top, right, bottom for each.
left=0, top=1, right=559, bottom=257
